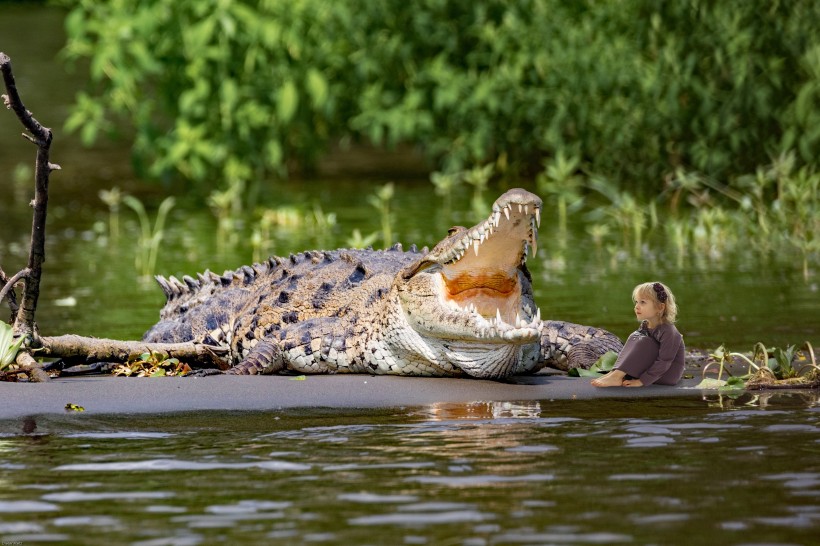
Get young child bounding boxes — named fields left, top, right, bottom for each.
left=591, top=281, right=685, bottom=387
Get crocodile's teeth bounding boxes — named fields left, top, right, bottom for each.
left=531, top=233, right=538, bottom=257
left=524, top=204, right=529, bottom=215
left=536, top=307, right=542, bottom=321
left=516, top=312, right=522, bottom=327
left=493, top=210, right=501, bottom=228
left=496, top=308, right=503, bottom=325
left=473, top=240, right=480, bottom=256
left=535, top=208, right=541, bottom=227
left=504, top=206, right=511, bottom=220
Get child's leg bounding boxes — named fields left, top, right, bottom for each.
left=591, top=369, right=627, bottom=387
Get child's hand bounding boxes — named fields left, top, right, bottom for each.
left=623, top=379, right=644, bottom=387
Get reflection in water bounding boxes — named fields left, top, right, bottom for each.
left=419, top=400, right=544, bottom=421
left=703, top=389, right=820, bottom=410
left=0, top=396, right=817, bottom=544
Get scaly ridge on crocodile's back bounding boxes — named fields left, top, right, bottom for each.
left=143, top=189, right=623, bottom=378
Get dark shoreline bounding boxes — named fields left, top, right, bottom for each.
left=4, top=350, right=815, bottom=419
left=0, top=367, right=711, bottom=419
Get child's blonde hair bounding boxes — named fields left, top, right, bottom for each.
left=632, top=281, right=678, bottom=324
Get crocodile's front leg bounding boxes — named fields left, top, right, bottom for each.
left=539, top=320, right=623, bottom=371
left=229, top=318, right=348, bottom=375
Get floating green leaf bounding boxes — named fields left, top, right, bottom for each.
left=694, top=377, right=728, bottom=390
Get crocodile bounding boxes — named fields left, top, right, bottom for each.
left=143, top=188, right=623, bottom=379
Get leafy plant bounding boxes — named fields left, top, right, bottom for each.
left=367, top=183, right=395, bottom=248
left=61, top=0, right=820, bottom=191
left=536, top=151, right=584, bottom=240
left=698, top=342, right=820, bottom=391
left=430, top=170, right=463, bottom=214
left=346, top=229, right=380, bottom=249
left=463, top=164, right=494, bottom=217
left=568, top=350, right=618, bottom=377
left=98, top=186, right=123, bottom=239
left=123, top=195, right=176, bottom=278
left=0, top=321, right=25, bottom=371
left=112, top=351, right=191, bottom=377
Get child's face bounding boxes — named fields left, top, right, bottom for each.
left=633, top=292, right=664, bottom=324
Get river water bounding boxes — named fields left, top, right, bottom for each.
left=1, top=396, right=819, bottom=545
left=1, top=5, right=820, bottom=545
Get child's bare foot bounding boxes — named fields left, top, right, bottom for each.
left=591, top=370, right=626, bottom=387
left=622, top=379, right=644, bottom=387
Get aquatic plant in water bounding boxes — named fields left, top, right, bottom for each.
left=123, top=195, right=176, bottom=278
left=698, top=342, right=820, bottom=391
left=536, top=151, right=584, bottom=241
left=99, top=186, right=123, bottom=239
left=367, top=183, right=395, bottom=247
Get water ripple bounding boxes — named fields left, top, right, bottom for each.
left=609, top=473, right=681, bottom=481
left=626, top=435, right=676, bottom=447
left=206, top=500, right=291, bottom=514
left=324, top=461, right=435, bottom=471
left=493, top=531, right=632, bottom=543
left=337, top=493, right=418, bottom=503
left=0, top=500, right=59, bottom=513
left=407, top=473, right=554, bottom=486
left=762, top=472, right=820, bottom=489
left=349, top=510, right=493, bottom=526
left=54, top=458, right=310, bottom=472
left=64, top=431, right=175, bottom=439
left=42, top=491, right=174, bottom=502
left=52, top=515, right=120, bottom=527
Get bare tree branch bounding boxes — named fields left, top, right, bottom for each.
left=1, top=51, right=60, bottom=341
left=0, top=266, right=22, bottom=322
left=14, top=351, right=50, bottom=382
left=37, top=335, right=231, bottom=370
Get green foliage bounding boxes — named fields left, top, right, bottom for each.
left=112, top=351, right=191, bottom=377
left=98, top=186, right=123, bottom=239
left=568, top=350, right=618, bottom=377
left=60, top=0, right=820, bottom=191
left=122, top=194, right=176, bottom=278
left=536, top=151, right=584, bottom=240
left=0, top=321, right=25, bottom=371
left=366, top=183, right=396, bottom=247
left=540, top=152, right=820, bottom=274
left=697, top=341, right=820, bottom=391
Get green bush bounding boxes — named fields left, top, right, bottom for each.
left=59, top=0, right=820, bottom=191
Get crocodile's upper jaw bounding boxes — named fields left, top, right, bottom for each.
left=397, top=189, right=543, bottom=375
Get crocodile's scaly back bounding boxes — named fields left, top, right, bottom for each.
left=144, top=189, right=623, bottom=377
left=144, top=246, right=423, bottom=368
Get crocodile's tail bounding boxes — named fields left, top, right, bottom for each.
left=539, top=320, right=624, bottom=371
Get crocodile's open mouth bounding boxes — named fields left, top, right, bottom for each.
left=401, top=189, right=543, bottom=344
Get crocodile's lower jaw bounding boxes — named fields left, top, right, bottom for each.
left=443, top=342, right=526, bottom=379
